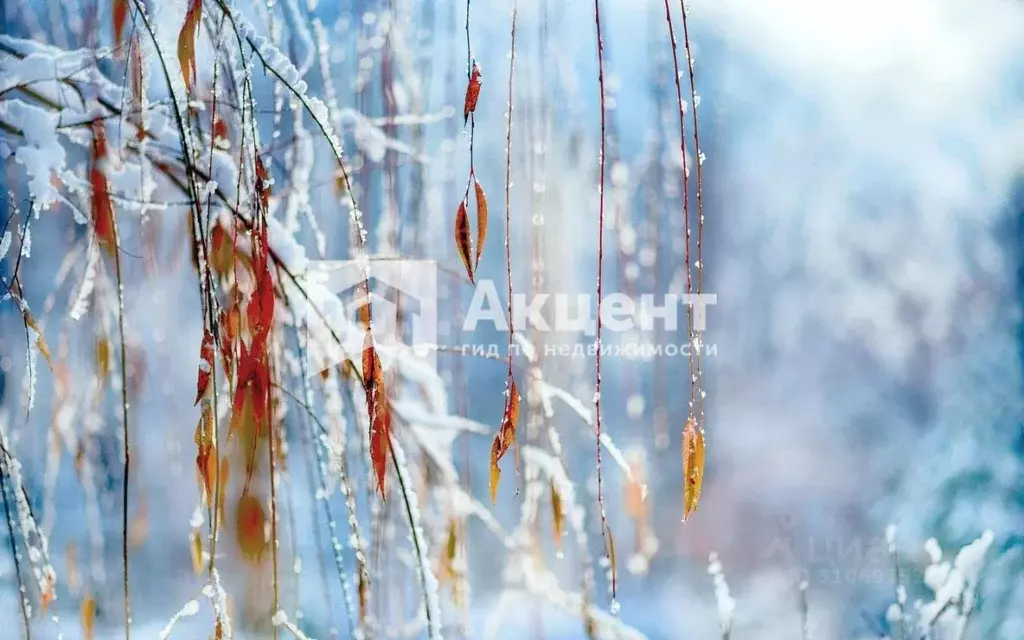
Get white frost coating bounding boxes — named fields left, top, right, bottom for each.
left=0, top=100, right=66, bottom=210
left=0, top=231, right=11, bottom=262
left=917, top=530, right=995, bottom=636
left=389, top=439, right=443, bottom=640
left=513, top=552, right=649, bottom=640
left=708, top=552, right=736, bottom=634
left=68, top=240, right=99, bottom=320
left=534, top=379, right=634, bottom=480
left=201, top=569, right=232, bottom=638
left=158, top=599, right=201, bottom=639
left=280, top=0, right=315, bottom=75
left=0, top=412, right=58, bottom=617
left=283, top=113, right=314, bottom=234
left=272, top=610, right=316, bottom=639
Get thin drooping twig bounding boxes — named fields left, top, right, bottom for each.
left=387, top=439, right=441, bottom=640
left=679, top=0, right=705, bottom=425
left=592, top=0, right=615, bottom=604
left=0, top=449, right=32, bottom=639
left=203, top=14, right=227, bottom=584
left=461, top=0, right=478, bottom=216
left=504, top=0, right=519, bottom=488
left=662, top=0, right=695, bottom=418
left=268, top=365, right=280, bottom=640
left=110, top=179, right=132, bottom=640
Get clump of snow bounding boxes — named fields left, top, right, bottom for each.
left=0, top=100, right=66, bottom=210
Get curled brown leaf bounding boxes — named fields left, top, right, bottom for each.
left=463, top=62, right=482, bottom=124
left=473, top=178, right=488, bottom=271
left=454, top=199, right=474, bottom=283
left=489, top=376, right=520, bottom=503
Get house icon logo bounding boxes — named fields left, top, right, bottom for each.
left=298, top=259, right=438, bottom=376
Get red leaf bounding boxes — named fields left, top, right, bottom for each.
left=463, top=62, right=482, bottom=124
left=454, top=199, right=474, bottom=284
left=113, top=0, right=128, bottom=53
left=362, top=333, right=390, bottom=497
left=195, top=329, right=214, bottom=405
left=213, top=114, right=229, bottom=147
left=90, top=119, right=116, bottom=256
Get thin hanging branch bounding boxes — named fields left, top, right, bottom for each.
left=112, top=189, right=132, bottom=640
left=679, top=0, right=706, bottom=427
left=591, top=0, right=615, bottom=605
left=0, top=449, right=32, bottom=640
left=504, top=0, right=519, bottom=483
left=662, top=0, right=695, bottom=418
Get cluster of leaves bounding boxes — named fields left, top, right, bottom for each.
left=0, top=0, right=712, bottom=638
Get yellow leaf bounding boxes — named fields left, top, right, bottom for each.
left=24, top=313, right=52, bottom=369
left=177, top=0, right=202, bottom=94
left=551, top=481, right=564, bottom=549
left=81, top=596, right=96, bottom=640
left=682, top=415, right=705, bottom=521
left=488, top=443, right=501, bottom=505
left=96, top=337, right=110, bottom=377
left=190, top=530, right=204, bottom=575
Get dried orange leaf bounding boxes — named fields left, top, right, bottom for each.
left=473, top=178, right=488, bottom=271
left=195, top=329, right=214, bottom=405
left=235, top=493, right=268, bottom=562
left=81, top=596, right=96, bottom=640
left=40, top=574, right=55, bottom=614
left=24, top=313, right=52, bottom=369
left=488, top=376, right=520, bottom=503
left=682, top=415, right=705, bottom=521
left=95, top=337, right=110, bottom=377
left=357, top=567, right=369, bottom=623
left=217, top=457, right=230, bottom=524
left=551, top=481, right=564, bottom=549
left=488, top=440, right=501, bottom=505
left=603, top=520, right=618, bottom=599
left=357, top=281, right=372, bottom=330
left=454, top=199, right=474, bottom=283
left=189, top=530, right=204, bottom=575
left=177, top=0, right=202, bottom=94
left=463, top=62, right=482, bottom=124
left=362, top=334, right=390, bottom=497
